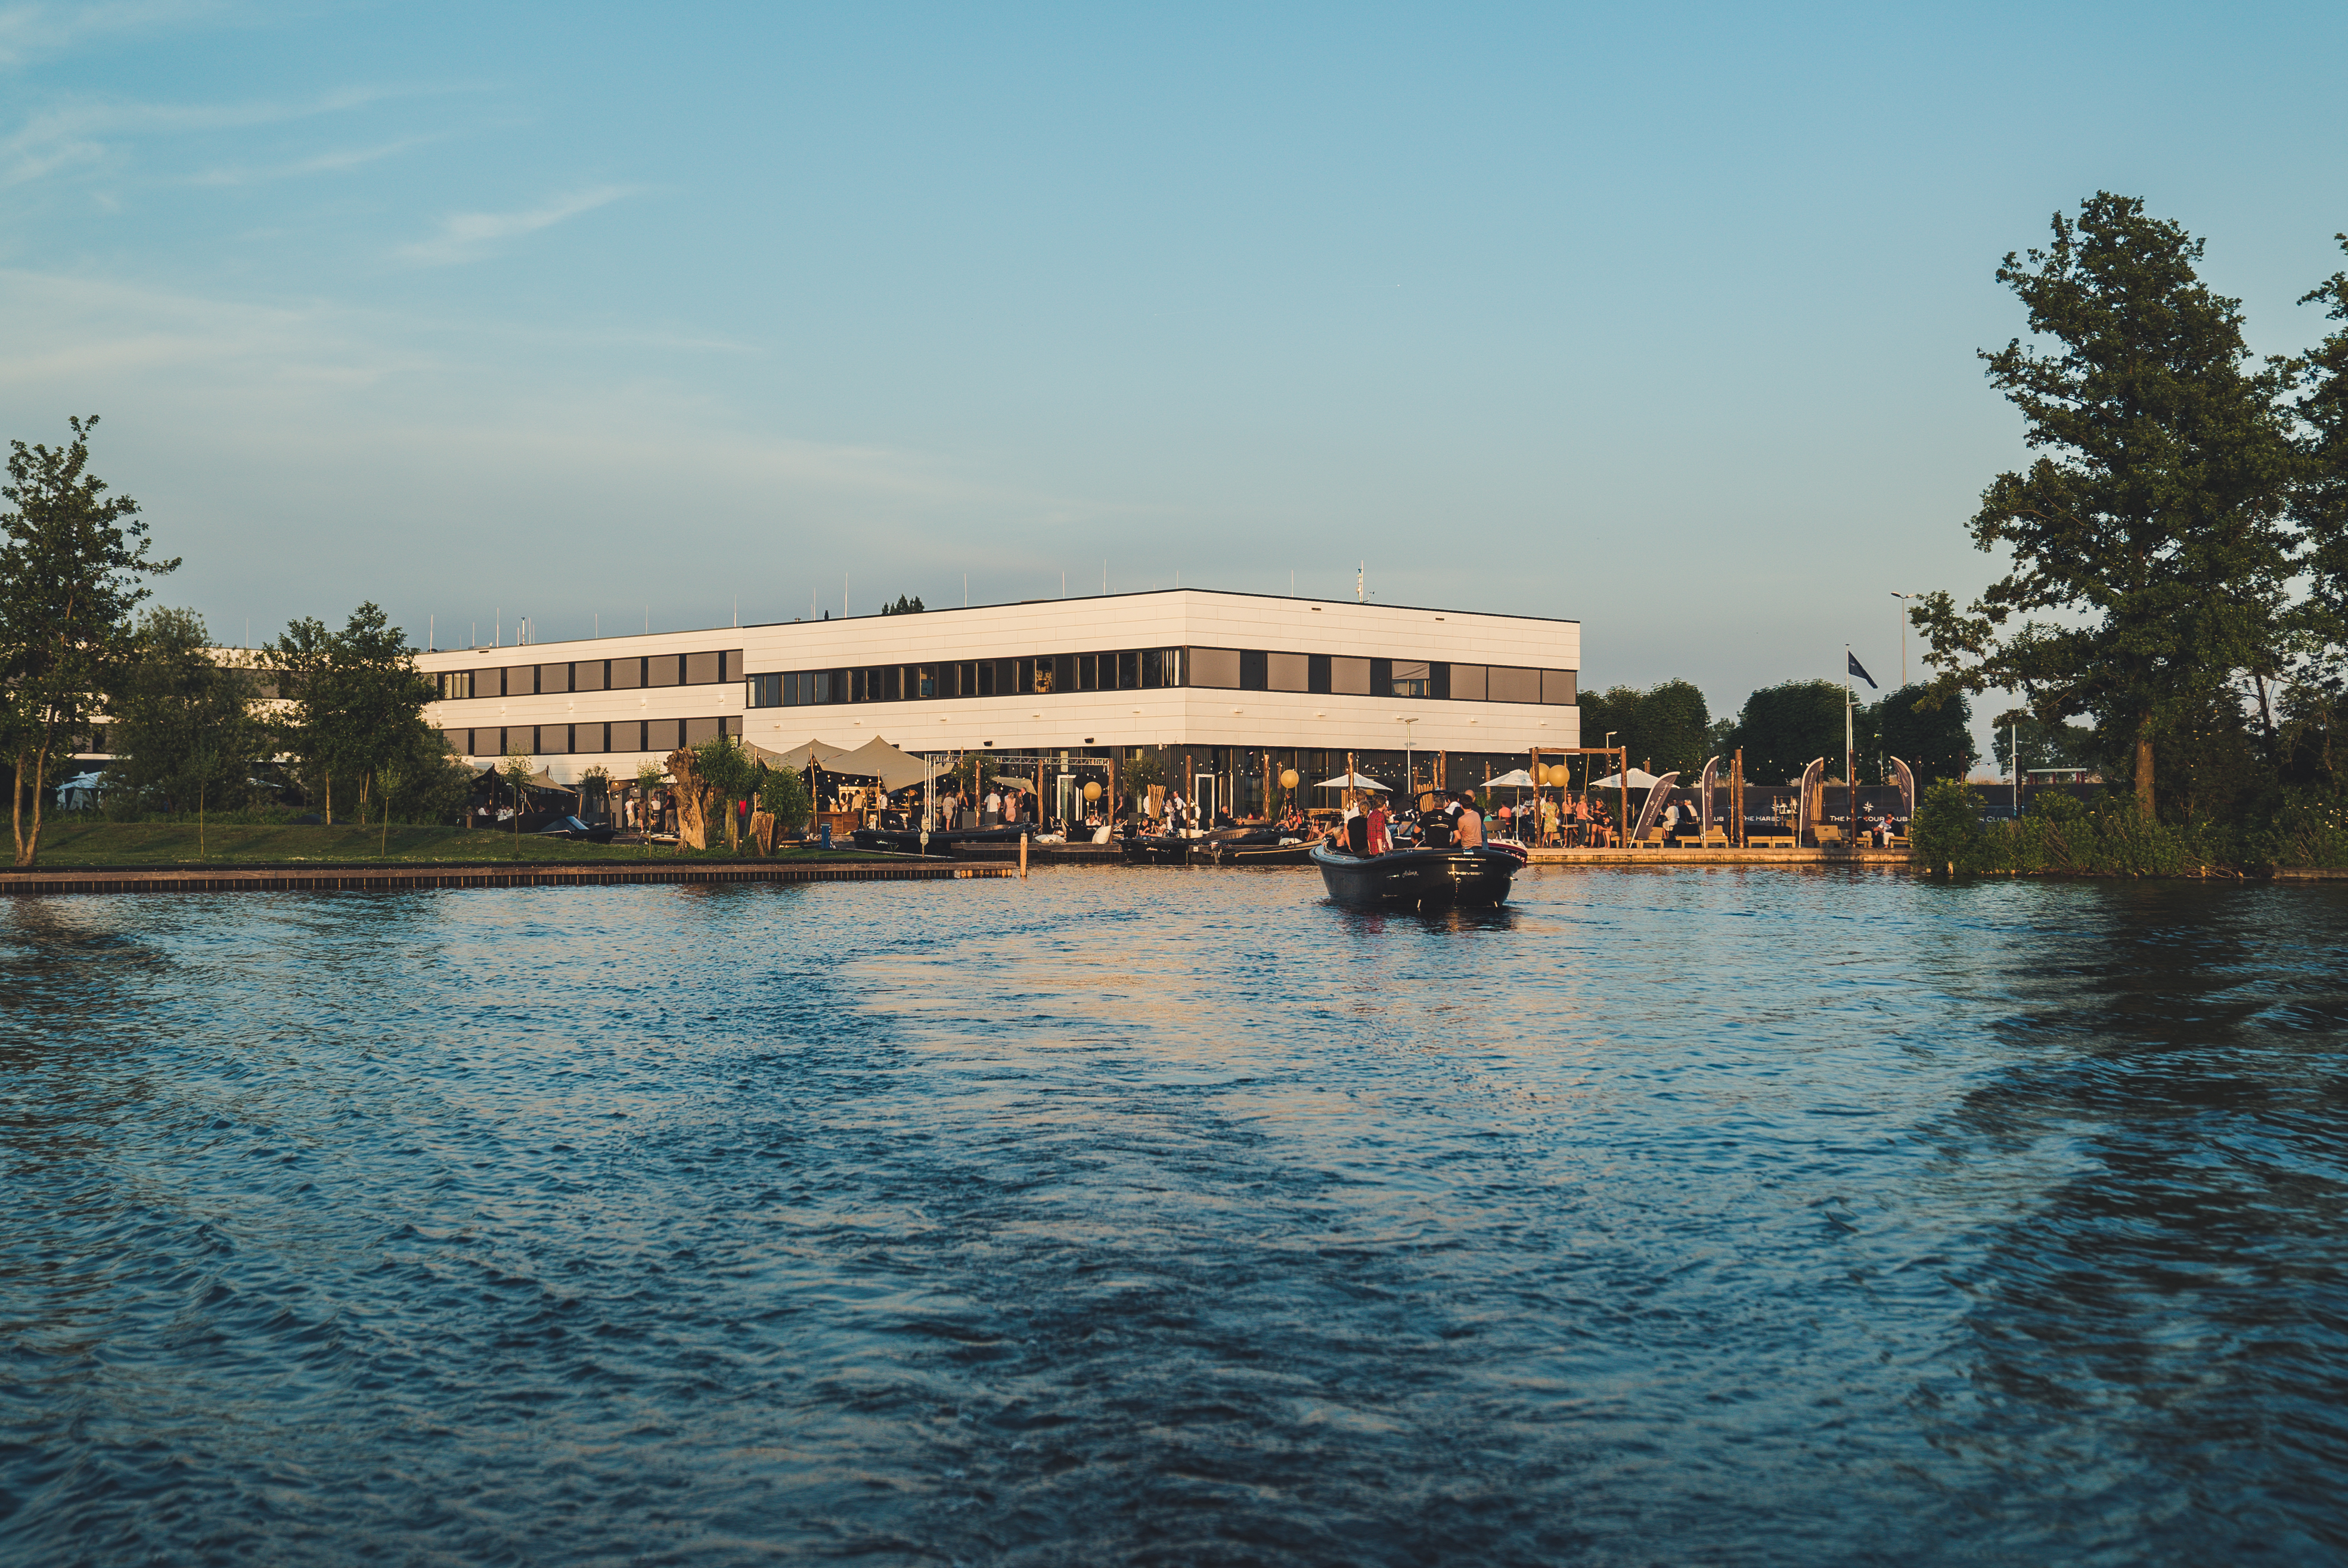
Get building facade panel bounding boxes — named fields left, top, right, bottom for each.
left=419, top=589, right=1578, bottom=784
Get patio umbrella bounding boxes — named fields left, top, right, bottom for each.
left=1587, top=768, right=1664, bottom=789
left=1485, top=768, right=1537, bottom=788
left=1313, top=771, right=1389, bottom=791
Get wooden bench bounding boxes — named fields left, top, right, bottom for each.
left=1813, top=825, right=1845, bottom=846
left=1747, top=834, right=1797, bottom=848
left=1677, top=827, right=1732, bottom=849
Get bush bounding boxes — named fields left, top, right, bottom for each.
left=758, top=764, right=811, bottom=832
left=1908, top=780, right=1984, bottom=872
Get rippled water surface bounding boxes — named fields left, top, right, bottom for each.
left=5, top=866, right=2348, bottom=1565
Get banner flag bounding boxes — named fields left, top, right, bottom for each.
left=1847, top=651, right=1878, bottom=690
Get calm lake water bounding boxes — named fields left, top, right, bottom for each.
left=4, top=866, right=2346, bottom=1566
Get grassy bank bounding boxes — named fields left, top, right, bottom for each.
left=13, top=821, right=891, bottom=869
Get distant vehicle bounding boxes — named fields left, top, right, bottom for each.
left=535, top=815, right=616, bottom=843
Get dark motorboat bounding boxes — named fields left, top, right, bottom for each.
left=1189, top=827, right=1314, bottom=867
left=1310, top=840, right=1527, bottom=908
left=1120, top=832, right=1195, bottom=865
left=535, top=815, right=616, bottom=844
left=852, top=825, right=1029, bottom=857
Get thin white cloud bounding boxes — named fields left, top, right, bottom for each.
left=0, top=0, right=225, bottom=69
left=0, top=85, right=438, bottom=187
left=396, top=185, right=636, bottom=266
left=188, top=133, right=441, bottom=187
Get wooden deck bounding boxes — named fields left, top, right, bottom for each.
left=0, top=860, right=1014, bottom=897
left=1522, top=845, right=1913, bottom=867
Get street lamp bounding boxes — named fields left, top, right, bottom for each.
left=1890, top=592, right=1915, bottom=688
left=1398, top=716, right=1419, bottom=800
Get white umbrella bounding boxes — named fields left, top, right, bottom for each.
left=1588, top=768, right=1665, bottom=789
left=1313, top=772, right=1389, bottom=791
left=1485, top=768, right=1537, bottom=788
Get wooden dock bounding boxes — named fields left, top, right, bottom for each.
left=1523, top=846, right=1913, bottom=867
left=0, top=860, right=1015, bottom=897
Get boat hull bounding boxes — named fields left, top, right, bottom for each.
left=852, top=826, right=1029, bottom=857
left=1310, top=843, right=1524, bottom=908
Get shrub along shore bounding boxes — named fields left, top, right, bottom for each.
left=1908, top=781, right=2348, bottom=878
left=20, top=819, right=893, bottom=869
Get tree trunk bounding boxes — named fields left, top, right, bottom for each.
left=324, top=771, right=333, bottom=827
left=2134, top=724, right=2155, bottom=820
left=17, top=737, right=52, bottom=867
left=11, top=750, right=27, bottom=867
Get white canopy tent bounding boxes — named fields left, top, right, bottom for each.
left=765, top=738, right=855, bottom=769
left=826, top=736, right=945, bottom=792
left=1314, top=771, right=1390, bottom=791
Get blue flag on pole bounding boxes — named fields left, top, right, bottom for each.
left=1847, top=651, right=1878, bottom=690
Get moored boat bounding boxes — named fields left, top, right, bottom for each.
left=851, top=825, right=1031, bottom=857
left=1310, top=840, right=1526, bottom=908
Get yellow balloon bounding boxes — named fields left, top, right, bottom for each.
left=1083, top=780, right=1102, bottom=802
left=1279, top=769, right=1299, bottom=790
left=1546, top=763, right=1570, bottom=787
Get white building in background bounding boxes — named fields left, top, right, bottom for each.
left=415, top=588, right=1580, bottom=815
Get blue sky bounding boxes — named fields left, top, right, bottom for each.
left=4, top=2, right=2345, bottom=760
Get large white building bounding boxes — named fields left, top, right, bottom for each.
left=416, top=588, right=1580, bottom=816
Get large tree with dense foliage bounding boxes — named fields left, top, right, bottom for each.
left=1878, top=684, right=1975, bottom=784
left=1729, top=680, right=1844, bottom=785
left=2283, top=235, right=2348, bottom=786
left=262, top=603, right=441, bottom=824
left=1577, top=679, right=1711, bottom=778
left=0, top=416, right=178, bottom=865
left=105, top=606, right=262, bottom=813
left=1913, top=193, right=2298, bottom=819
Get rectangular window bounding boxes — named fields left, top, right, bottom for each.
left=1189, top=647, right=1242, bottom=689
left=1268, top=652, right=1310, bottom=692
left=913, top=665, right=936, bottom=698
left=581, top=723, right=608, bottom=754
left=1370, top=658, right=1392, bottom=695
left=1053, top=654, right=1075, bottom=694
left=1488, top=666, right=1541, bottom=703
left=722, top=650, right=742, bottom=682
left=1330, top=657, right=1370, bottom=695
left=686, top=651, right=721, bottom=685
left=1450, top=663, right=1487, bottom=701
left=538, top=663, right=570, bottom=695
left=576, top=660, right=606, bottom=693
left=747, top=673, right=782, bottom=707
left=611, top=657, right=643, bottom=690
left=685, top=716, right=720, bottom=746
left=883, top=666, right=902, bottom=701
left=1118, top=650, right=1140, bottom=690
left=1543, top=669, right=1577, bottom=706
left=1240, top=650, right=1267, bottom=691
left=1391, top=660, right=1431, bottom=698
left=1142, top=648, right=1164, bottom=688
left=722, top=716, right=740, bottom=737
left=542, top=724, right=572, bottom=755
left=649, top=656, right=681, bottom=688
left=1077, top=655, right=1097, bottom=691
left=1308, top=653, right=1330, bottom=694
left=648, top=718, right=683, bottom=752
left=977, top=661, right=997, bottom=697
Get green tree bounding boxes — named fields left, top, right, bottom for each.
left=1914, top=194, right=2298, bottom=819
left=0, top=416, right=178, bottom=866
left=105, top=607, right=259, bottom=814
left=691, top=731, right=756, bottom=849
left=883, top=594, right=925, bottom=614
left=263, top=603, right=437, bottom=824
left=499, top=752, right=534, bottom=854
left=2287, top=235, right=2348, bottom=785
left=758, top=762, right=811, bottom=834
left=1879, top=683, right=1977, bottom=784
left=1729, top=681, right=1844, bottom=784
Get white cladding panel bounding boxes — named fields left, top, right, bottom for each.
left=418, top=589, right=1579, bottom=781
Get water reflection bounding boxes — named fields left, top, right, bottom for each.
left=4, top=871, right=2346, bottom=1564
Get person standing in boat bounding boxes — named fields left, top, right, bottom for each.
left=1341, top=793, right=1370, bottom=855
left=1366, top=794, right=1391, bottom=855
left=1418, top=794, right=1453, bottom=849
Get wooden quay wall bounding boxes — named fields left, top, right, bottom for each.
left=0, top=861, right=1013, bottom=898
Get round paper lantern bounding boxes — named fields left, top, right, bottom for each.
left=1279, top=769, right=1299, bottom=790
left=1083, top=781, right=1102, bottom=802
left=1546, top=763, right=1570, bottom=787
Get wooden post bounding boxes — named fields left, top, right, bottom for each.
left=1618, top=749, right=1627, bottom=853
